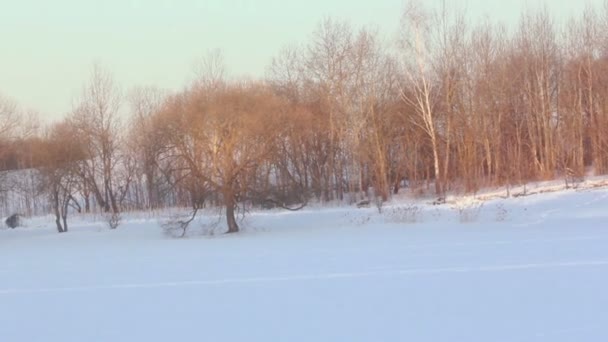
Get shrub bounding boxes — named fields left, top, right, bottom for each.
left=5, top=214, right=21, bottom=229
left=106, top=212, right=122, bottom=230
left=384, top=204, right=422, bottom=224
left=453, top=201, right=484, bottom=223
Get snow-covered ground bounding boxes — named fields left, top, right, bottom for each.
left=1, top=186, right=608, bottom=341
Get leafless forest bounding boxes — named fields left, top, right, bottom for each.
left=2, top=2, right=608, bottom=233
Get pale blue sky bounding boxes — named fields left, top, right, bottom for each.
left=0, top=0, right=603, bottom=122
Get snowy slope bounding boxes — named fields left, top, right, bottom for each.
left=1, top=187, right=608, bottom=341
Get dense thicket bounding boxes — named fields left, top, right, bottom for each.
left=2, top=2, right=608, bottom=232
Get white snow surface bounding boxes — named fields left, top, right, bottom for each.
left=2, top=187, right=608, bottom=341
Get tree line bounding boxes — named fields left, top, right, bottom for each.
left=2, top=1, right=608, bottom=233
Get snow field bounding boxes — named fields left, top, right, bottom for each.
left=1, top=187, right=608, bottom=341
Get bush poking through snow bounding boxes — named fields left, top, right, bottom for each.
left=453, top=201, right=484, bottom=223
left=161, top=210, right=197, bottom=238
left=160, top=208, right=227, bottom=238
left=385, top=205, right=422, bottom=224
left=5, top=213, right=21, bottom=229
left=106, top=212, right=122, bottom=230
left=161, top=217, right=187, bottom=238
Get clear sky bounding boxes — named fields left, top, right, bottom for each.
left=0, top=0, right=603, bottom=122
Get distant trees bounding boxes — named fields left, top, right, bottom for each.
left=0, top=93, right=20, bottom=140
left=268, top=1, right=608, bottom=204
left=0, top=93, right=21, bottom=196
left=4, top=1, right=608, bottom=232
left=391, top=0, right=608, bottom=195
left=268, top=19, right=402, bottom=203
left=0, top=93, right=40, bottom=215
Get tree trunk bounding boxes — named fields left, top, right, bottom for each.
left=431, top=137, right=442, bottom=196
left=62, top=198, right=69, bottom=233
left=226, top=203, right=239, bottom=234
left=83, top=181, right=91, bottom=213
left=54, top=214, right=64, bottom=233
left=225, top=191, right=239, bottom=234
left=90, top=181, right=108, bottom=213
left=52, top=191, right=65, bottom=233
left=62, top=215, right=68, bottom=233
left=109, top=190, right=119, bottom=214
left=145, top=167, right=157, bottom=209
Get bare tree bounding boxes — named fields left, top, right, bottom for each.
left=399, top=1, right=444, bottom=196
left=305, top=18, right=356, bottom=201
left=193, top=49, right=226, bottom=90
left=0, top=93, right=20, bottom=139
left=70, top=64, right=124, bottom=215
left=157, top=83, right=291, bottom=233
left=0, top=93, right=35, bottom=203
left=37, top=121, right=85, bottom=233
left=348, top=28, right=401, bottom=202
left=128, top=86, right=167, bottom=210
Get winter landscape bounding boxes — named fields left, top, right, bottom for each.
left=3, top=0, right=608, bottom=341
left=2, top=180, right=608, bottom=341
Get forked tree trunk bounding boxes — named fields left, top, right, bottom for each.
left=55, top=216, right=65, bottom=233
